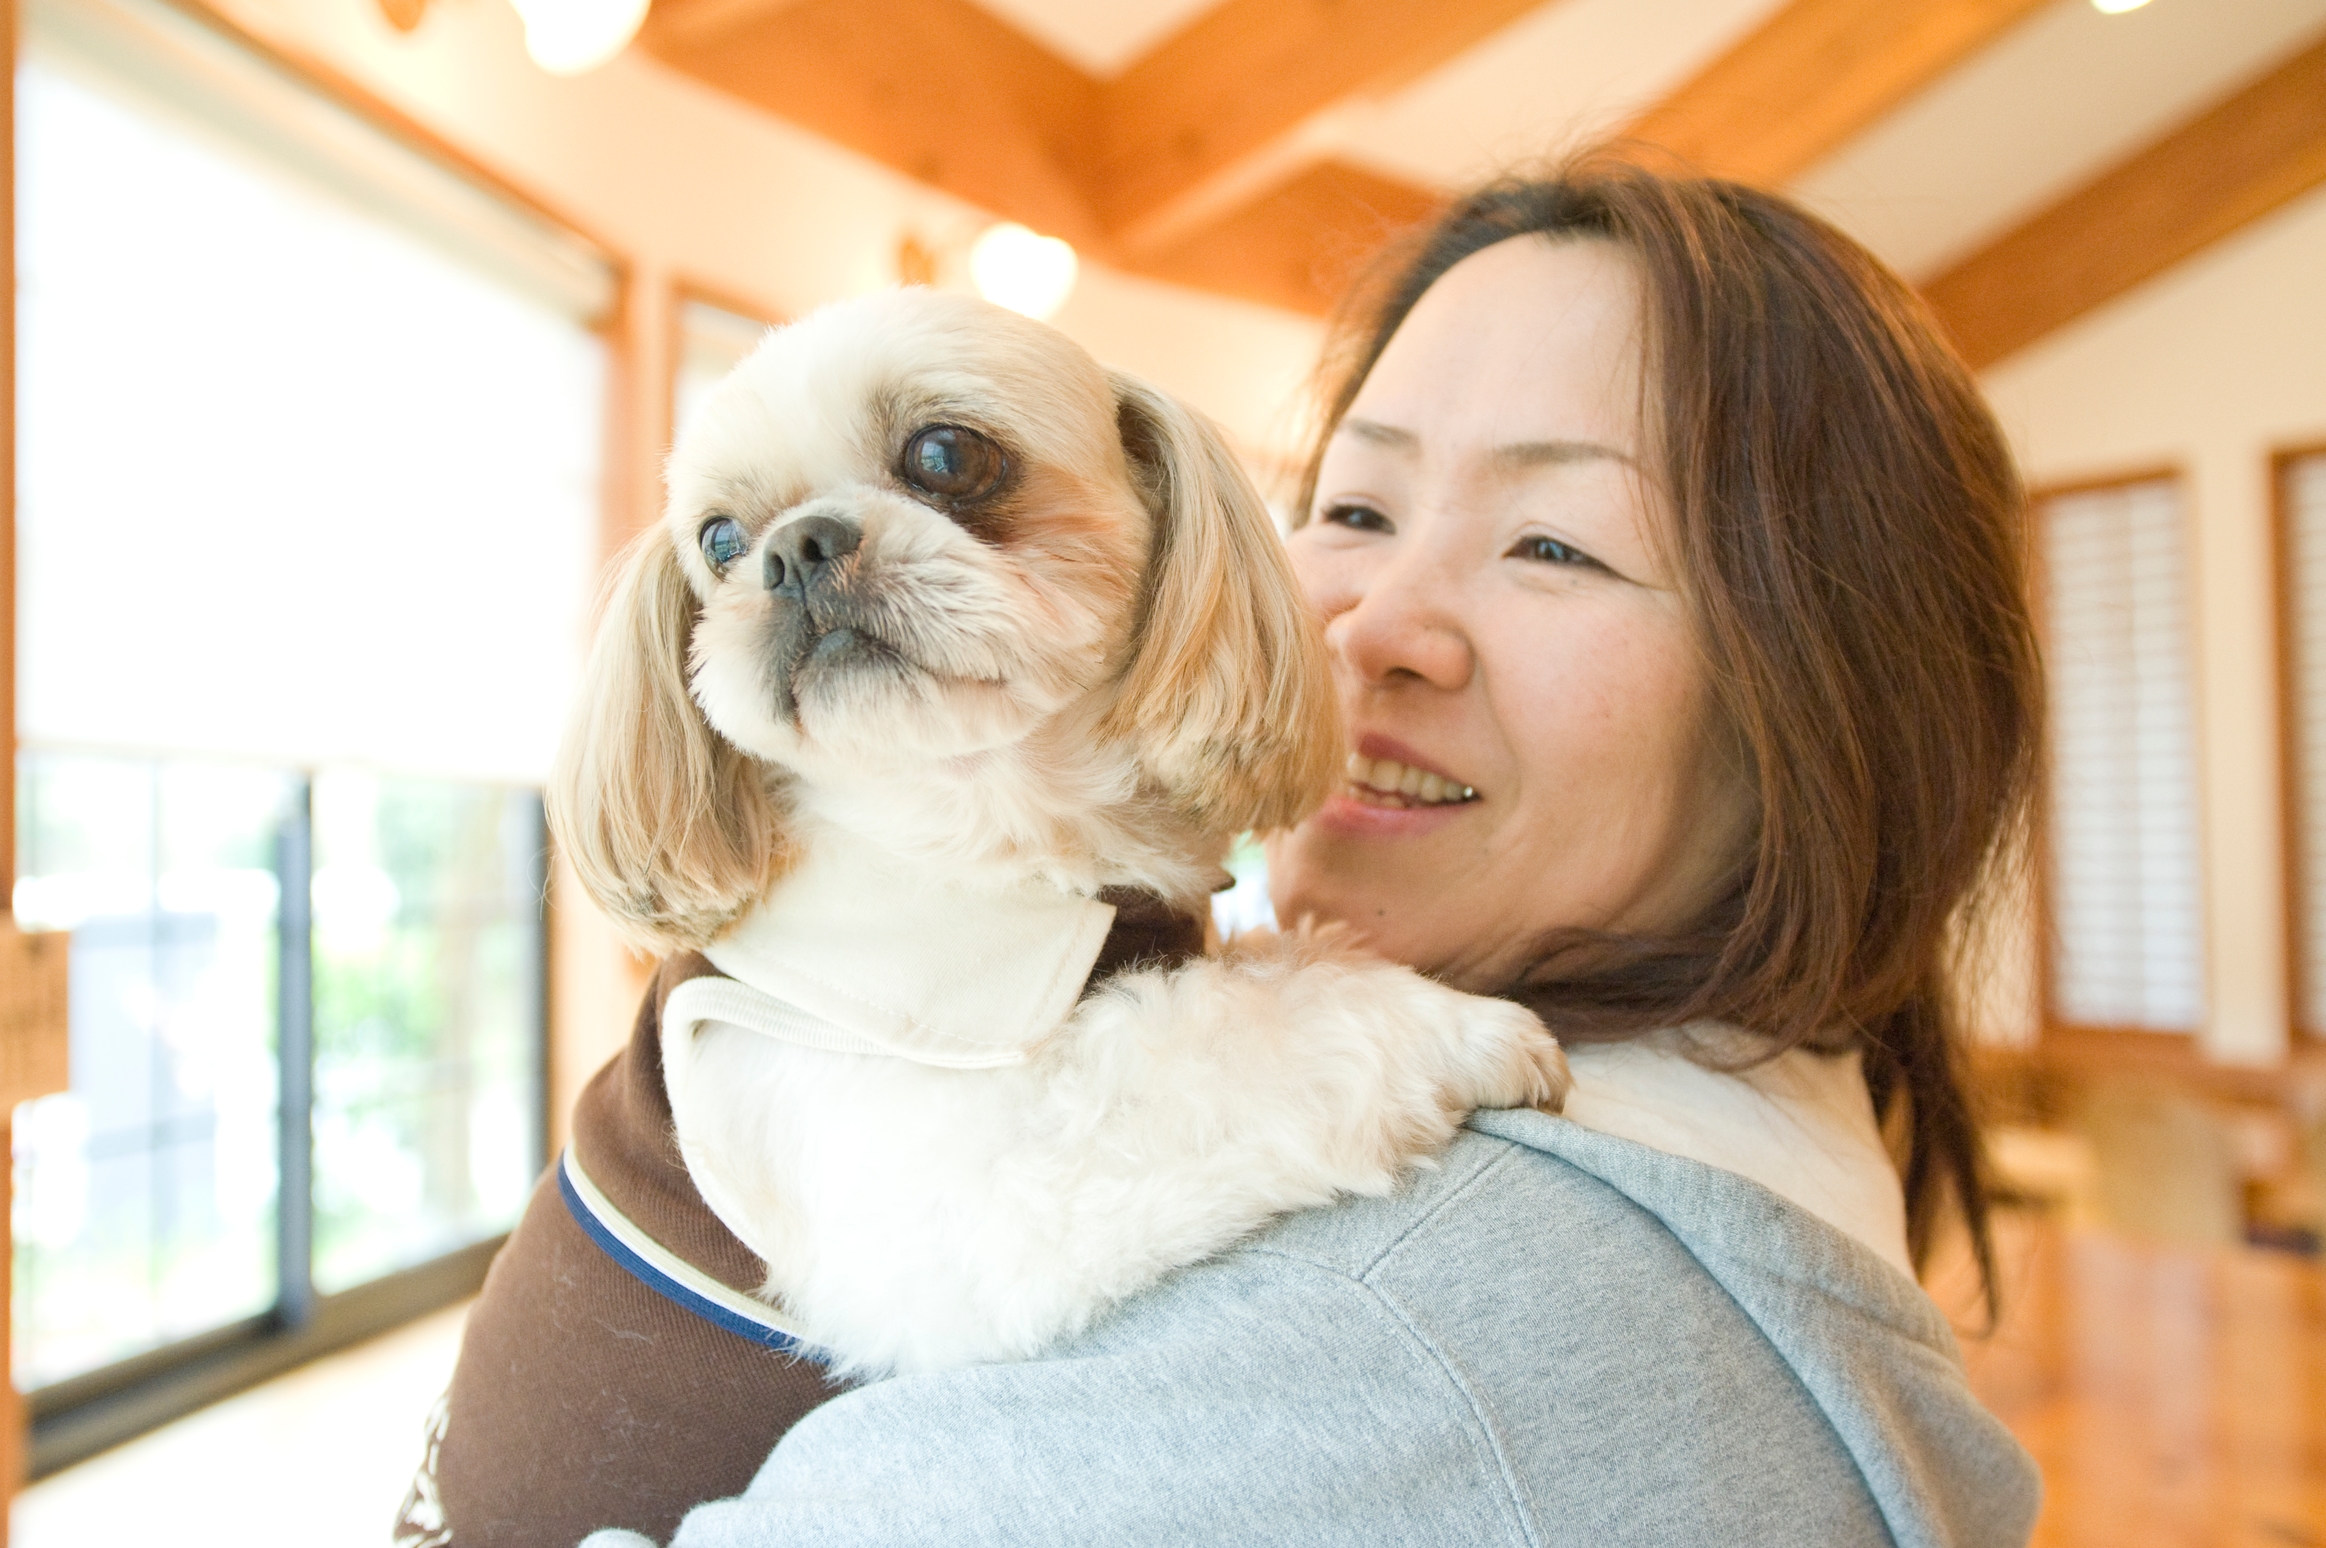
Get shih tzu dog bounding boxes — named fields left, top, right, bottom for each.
left=550, top=287, right=1568, bottom=1378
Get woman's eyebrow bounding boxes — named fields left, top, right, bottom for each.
left=1339, top=417, right=1417, bottom=450
left=1338, top=419, right=1637, bottom=471
left=1492, top=439, right=1638, bottom=470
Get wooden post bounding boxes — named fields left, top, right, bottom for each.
left=0, top=0, right=70, bottom=1525
left=3, top=0, right=23, bottom=1523
left=544, top=261, right=668, bottom=1158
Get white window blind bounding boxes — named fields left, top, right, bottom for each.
left=20, top=0, right=611, bottom=785
left=2042, top=477, right=2207, bottom=1031
left=2282, top=451, right=2326, bottom=1033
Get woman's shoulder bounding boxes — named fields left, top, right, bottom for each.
left=629, top=1117, right=2036, bottom=1548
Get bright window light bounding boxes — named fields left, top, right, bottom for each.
left=508, top=0, right=647, bottom=74
left=20, top=60, right=604, bottom=783
left=969, top=223, right=1080, bottom=320
left=2091, top=0, right=2152, bottom=13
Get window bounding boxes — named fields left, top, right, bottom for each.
left=13, top=757, right=293, bottom=1388
left=673, top=292, right=777, bottom=444
left=15, top=0, right=608, bottom=1467
left=2039, top=475, right=2207, bottom=1033
left=2279, top=448, right=2326, bottom=1037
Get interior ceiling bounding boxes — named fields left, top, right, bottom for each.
left=972, top=0, right=1221, bottom=74
left=637, top=0, right=2326, bottom=365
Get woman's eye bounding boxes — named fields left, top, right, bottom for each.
left=1318, top=501, right=1392, bottom=533
left=1509, top=534, right=1596, bottom=568
left=699, top=516, right=746, bottom=571
left=901, top=425, right=1008, bottom=502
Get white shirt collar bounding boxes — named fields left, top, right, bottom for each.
left=1560, top=1026, right=1914, bottom=1278
left=1216, top=876, right=1912, bottom=1278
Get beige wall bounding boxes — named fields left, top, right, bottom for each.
left=1979, top=181, right=2326, bottom=1067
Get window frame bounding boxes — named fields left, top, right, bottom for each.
left=2030, top=465, right=2212, bottom=1043
left=2275, top=440, right=2326, bottom=1044
left=668, top=278, right=784, bottom=442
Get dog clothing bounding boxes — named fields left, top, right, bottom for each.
left=396, top=891, right=1206, bottom=1548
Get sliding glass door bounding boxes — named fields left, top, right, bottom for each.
left=12, top=757, right=292, bottom=1389
left=13, top=761, right=545, bottom=1390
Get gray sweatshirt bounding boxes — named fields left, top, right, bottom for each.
left=582, top=1109, right=2039, bottom=1548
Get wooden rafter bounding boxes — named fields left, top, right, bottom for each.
left=1134, top=162, right=1444, bottom=317
left=639, top=0, right=1106, bottom=248
left=1923, top=33, right=2326, bottom=369
left=1091, top=0, right=1544, bottom=247
left=636, top=0, right=1492, bottom=307
left=630, top=0, right=2100, bottom=328
left=1126, top=0, right=2064, bottom=317
left=1621, top=0, right=2053, bottom=185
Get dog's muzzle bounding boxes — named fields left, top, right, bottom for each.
left=758, top=511, right=892, bottom=722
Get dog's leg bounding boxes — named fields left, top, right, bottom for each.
left=685, top=930, right=1566, bottom=1378
left=1036, top=926, right=1568, bottom=1216
left=844, top=929, right=1568, bottom=1365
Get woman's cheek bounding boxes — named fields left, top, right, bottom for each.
left=1285, top=529, right=1361, bottom=617
left=1486, top=603, right=1715, bottom=925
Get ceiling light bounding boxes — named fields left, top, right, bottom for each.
left=2090, top=0, right=2152, bottom=13
left=969, top=224, right=1079, bottom=321
left=508, top=0, right=648, bottom=74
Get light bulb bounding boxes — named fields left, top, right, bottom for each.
left=2090, top=0, right=2152, bottom=13
left=969, top=224, right=1079, bottom=321
left=508, top=0, right=648, bottom=74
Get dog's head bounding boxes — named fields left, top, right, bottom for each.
left=552, top=289, right=1337, bottom=949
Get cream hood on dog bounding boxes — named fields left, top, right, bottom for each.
left=665, top=824, right=1118, bottom=1072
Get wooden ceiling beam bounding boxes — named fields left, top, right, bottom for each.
left=1623, top=0, right=2053, bottom=187
left=645, top=0, right=806, bottom=48
left=1129, top=161, right=1444, bottom=317
left=1091, top=0, right=1545, bottom=247
left=1086, top=0, right=2066, bottom=316
left=634, top=0, right=2084, bottom=326
left=638, top=0, right=1106, bottom=249
left=1923, top=33, right=2326, bottom=370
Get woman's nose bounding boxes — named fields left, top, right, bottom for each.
left=1325, top=560, right=1474, bottom=691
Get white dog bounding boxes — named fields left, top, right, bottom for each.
left=551, top=288, right=1569, bottom=1378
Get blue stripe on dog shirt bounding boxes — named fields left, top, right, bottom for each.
left=557, top=1148, right=820, bottom=1360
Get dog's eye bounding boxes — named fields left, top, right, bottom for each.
left=901, top=425, right=1007, bottom=503
left=699, top=516, right=746, bottom=571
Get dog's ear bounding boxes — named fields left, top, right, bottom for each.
left=1100, top=371, right=1341, bottom=834
left=549, top=529, right=793, bottom=950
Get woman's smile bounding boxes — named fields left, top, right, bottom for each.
left=1341, top=732, right=1478, bottom=804
left=1316, top=733, right=1482, bottom=836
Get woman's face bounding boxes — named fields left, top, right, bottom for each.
left=1265, top=235, right=1751, bottom=992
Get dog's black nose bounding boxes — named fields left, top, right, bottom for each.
left=764, top=513, right=861, bottom=594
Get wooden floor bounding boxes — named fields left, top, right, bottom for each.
left=12, top=1302, right=470, bottom=1547
left=1929, top=1210, right=2326, bottom=1548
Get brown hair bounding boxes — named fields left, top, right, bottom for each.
left=1298, top=154, right=2042, bottom=1304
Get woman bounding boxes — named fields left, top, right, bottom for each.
left=586, top=158, right=2043, bottom=1547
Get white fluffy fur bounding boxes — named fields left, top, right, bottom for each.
left=552, top=288, right=1570, bottom=1377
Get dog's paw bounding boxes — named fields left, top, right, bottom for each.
left=1433, top=990, right=1572, bottom=1116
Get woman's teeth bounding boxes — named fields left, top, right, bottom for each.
left=1344, top=752, right=1477, bottom=807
